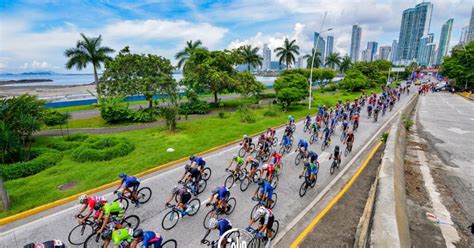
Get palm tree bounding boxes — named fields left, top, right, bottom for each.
left=239, top=45, right=263, bottom=71
left=339, top=55, right=352, bottom=73
left=175, top=40, right=203, bottom=70
left=325, top=52, right=342, bottom=69
left=64, top=33, right=114, bottom=88
left=303, top=49, right=322, bottom=69
left=274, top=38, right=300, bottom=69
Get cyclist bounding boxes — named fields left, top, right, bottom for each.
left=306, top=150, right=318, bottom=164
left=77, top=194, right=107, bottom=224
left=280, top=133, right=292, bottom=149
left=297, top=138, right=309, bottom=157
left=299, top=161, right=318, bottom=182
left=254, top=179, right=274, bottom=207
left=165, top=186, right=191, bottom=212
left=310, top=121, right=320, bottom=135
left=284, top=124, right=294, bottom=138
left=267, top=128, right=276, bottom=140
left=247, top=206, right=275, bottom=240
left=243, top=156, right=260, bottom=180
left=132, top=229, right=163, bottom=248
left=341, top=119, right=349, bottom=134
left=260, top=163, right=275, bottom=182
left=24, top=240, right=65, bottom=248
left=180, top=164, right=201, bottom=190
left=268, top=151, right=282, bottom=172
left=329, top=145, right=341, bottom=166
left=352, top=111, right=360, bottom=130
left=322, top=126, right=331, bottom=146
left=189, top=155, right=206, bottom=176
left=103, top=226, right=134, bottom=248
left=367, top=104, right=373, bottom=117
left=95, top=201, right=125, bottom=235
left=288, top=115, right=295, bottom=125
left=305, top=114, right=311, bottom=126
left=115, top=173, right=140, bottom=206
left=241, top=134, right=253, bottom=152
left=344, top=130, right=355, bottom=152
left=226, top=155, right=244, bottom=175
left=207, top=186, right=230, bottom=212
left=208, top=218, right=233, bottom=247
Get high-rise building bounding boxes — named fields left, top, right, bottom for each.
left=396, top=2, right=433, bottom=65
left=350, top=25, right=362, bottom=62
left=378, top=46, right=392, bottom=61
left=361, top=49, right=371, bottom=62
left=468, top=6, right=474, bottom=42
left=459, top=26, right=469, bottom=45
left=296, top=56, right=306, bottom=69
left=436, top=19, right=454, bottom=65
left=417, top=33, right=435, bottom=66
left=427, top=43, right=436, bottom=67
left=390, top=40, right=398, bottom=62
left=262, top=44, right=271, bottom=70
left=326, top=36, right=334, bottom=57
left=314, top=32, right=326, bottom=66
left=367, top=41, right=378, bottom=62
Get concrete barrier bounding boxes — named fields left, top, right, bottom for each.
left=370, top=94, right=418, bottom=248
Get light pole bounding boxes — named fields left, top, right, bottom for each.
left=308, top=13, right=332, bottom=110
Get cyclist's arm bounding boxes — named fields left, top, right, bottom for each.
left=130, top=239, right=139, bottom=248
left=114, top=179, right=125, bottom=192
left=226, top=160, right=234, bottom=170
left=98, top=215, right=109, bottom=233
left=80, top=208, right=93, bottom=222
left=165, top=193, right=175, bottom=205
left=103, top=239, right=111, bottom=248
left=208, top=194, right=215, bottom=205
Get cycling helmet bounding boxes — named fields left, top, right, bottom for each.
left=133, top=229, right=144, bottom=238
left=184, top=164, right=191, bottom=171
left=257, top=178, right=264, bottom=186
left=299, top=139, right=304, bottom=143
left=260, top=134, right=265, bottom=139
left=288, top=115, right=292, bottom=118
left=101, top=229, right=113, bottom=240
left=257, top=206, right=266, bottom=216
left=211, top=187, right=219, bottom=194
left=119, top=173, right=126, bottom=178
left=79, top=194, right=87, bottom=204
left=209, top=218, right=218, bottom=229
left=171, top=186, right=179, bottom=194
left=335, top=145, right=340, bottom=152
left=262, top=164, right=268, bottom=170
left=243, top=134, right=247, bottom=138
left=189, top=155, right=196, bottom=161
left=94, top=201, right=104, bottom=211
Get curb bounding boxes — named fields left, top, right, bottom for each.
left=457, top=92, right=473, bottom=101
left=0, top=115, right=305, bottom=226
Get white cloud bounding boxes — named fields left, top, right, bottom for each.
left=0, top=63, right=6, bottom=69
left=19, top=61, right=52, bottom=70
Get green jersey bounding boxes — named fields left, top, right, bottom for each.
left=103, top=202, right=124, bottom=217
left=235, top=156, right=244, bottom=165
left=112, top=228, right=133, bottom=248
left=311, top=123, right=319, bottom=132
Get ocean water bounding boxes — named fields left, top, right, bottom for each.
left=0, top=73, right=277, bottom=87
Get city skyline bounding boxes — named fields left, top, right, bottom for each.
left=436, top=19, right=454, bottom=65
left=0, top=0, right=472, bottom=72
left=350, top=24, right=363, bottom=62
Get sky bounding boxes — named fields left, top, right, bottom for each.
left=0, top=0, right=472, bottom=73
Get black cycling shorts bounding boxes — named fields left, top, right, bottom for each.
left=180, top=192, right=191, bottom=205
left=259, top=215, right=274, bottom=230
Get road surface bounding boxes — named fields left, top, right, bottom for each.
left=0, top=91, right=414, bottom=247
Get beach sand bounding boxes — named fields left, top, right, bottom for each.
left=0, top=84, right=97, bottom=100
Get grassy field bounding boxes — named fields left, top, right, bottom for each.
left=1, top=88, right=376, bottom=217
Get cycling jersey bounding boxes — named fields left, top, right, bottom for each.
left=305, top=162, right=318, bottom=175
left=272, top=153, right=282, bottom=164
left=288, top=117, right=295, bottom=123
left=217, top=219, right=233, bottom=236
left=215, top=186, right=230, bottom=200
left=176, top=189, right=191, bottom=204
left=307, top=151, right=318, bottom=163
left=282, top=135, right=291, bottom=145
left=103, top=202, right=124, bottom=217
left=124, top=176, right=140, bottom=191
left=112, top=228, right=133, bottom=247
left=258, top=208, right=274, bottom=229
left=142, top=231, right=162, bottom=248
left=346, top=134, right=354, bottom=143
left=235, top=156, right=244, bottom=166
left=243, top=137, right=252, bottom=144
left=87, top=196, right=107, bottom=211
left=311, top=123, right=319, bottom=132
left=249, top=159, right=259, bottom=169
left=259, top=180, right=273, bottom=198
left=333, top=148, right=340, bottom=158
left=342, top=121, right=348, bottom=130
left=188, top=168, right=201, bottom=181
left=195, top=157, right=206, bottom=167
left=298, top=140, right=308, bottom=150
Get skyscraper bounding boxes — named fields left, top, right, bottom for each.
left=417, top=33, right=435, bottom=66
left=468, top=6, right=474, bottom=42
left=396, top=2, right=433, bottom=64
left=391, top=40, right=398, bottom=62
left=326, top=36, right=334, bottom=57
left=350, top=25, right=362, bottom=62
left=367, top=41, right=378, bottom=62
left=361, top=49, right=371, bottom=62
left=262, top=44, right=271, bottom=70
left=314, top=32, right=326, bottom=66
left=436, top=19, right=454, bottom=65
left=379, top=46, right=392, bottom=61
left=459, top=26, right=469, bottom=45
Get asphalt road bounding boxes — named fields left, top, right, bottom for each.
left=0, top=90, right=413, bottom=248
left=416, top=92, right=474, bottom=220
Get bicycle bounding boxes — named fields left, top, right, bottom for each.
left=279, top=139, right=293, bottom=155
left=303, top=121, right=311, bottom=133
left=299, top=164, right=319, bottom=197
left=224, top=169, right=246, bottom=189
left=329, top=156, right=341, bottom=175
left=255, top=146, right=271, bottom=164
left=203, top=198, right=237, bottom=229
left=68, top=214, right=95, bottom=245
left=246, top=221, right=280, bottom=247
left=240, top=168, right=261, bottom=192
left=270, top=136, right=279, bottom=148
left=309, top=131, right=318, bottom=144
left=321, top=137, right=331, bottom=151
left=161, top=199, right=201, bottom=230
left=294, top=149, right=305, bottom=166
left=201, top=228, right=241, bottom=248
left=344, top=141, right=353, bottom=157
left=250, top=194, right=278, bottom=219
left=180, top=178, right=207, bottom=196
left=113, top=186, right=152, bottom=211
left=373, top=110, right=378, bottom=123
left=238, top=142, right=255, bottom=157
left=83, top=214, right=141, bottom=247
left=340, top=129, right=347, bottom=142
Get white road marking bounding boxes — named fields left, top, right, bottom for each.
left=447, top=127, right=470, bottom=135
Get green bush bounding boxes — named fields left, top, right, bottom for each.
left=99, top=97, right=132, bottom=123
left=218, top=111, right=226, bottom=118
left=48, top=140, right=81, bottom=151
left=131, top=108, right=156, bottom=123
left=260, top=93, right=276, bottom=99
left=0, top=148, right=63, bottom=180
left=179, top=99, right=210, bottom=115
left=263, top=110, right=278, bottom=117
left=237, top=105, right=256, bottom=123
left=71, top=137, right=135, bottom=162
left=64, top=133, right=89, bottom=142
left=43, top=110, right=70, bottom=127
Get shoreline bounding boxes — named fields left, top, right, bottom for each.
left=0, top=84, right=97, bottom=100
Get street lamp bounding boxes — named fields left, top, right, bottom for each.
left=308, top=27, right=333, bottom=110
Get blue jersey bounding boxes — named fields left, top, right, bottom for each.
left=298, top=140, right=308, bottom=149
left=216, top=187, right=229, bottom=199
left=318, top=106, right=323, bottom=116
left=217, top=219, right=232, bottom=236
left=288, top=117, right=295, bottom=122
left=307, top=151, right=318, bottom=162
left=124, top=176, right=138, bottom=187
left=342, top=121, right=349, bottom=128
left=195, top=157, right=205, bottom=167
left=142, top=231, right=161, bottom=248
left=261, top=181, right=273, bottom=194
left=282, top=135, right=291, bottom=145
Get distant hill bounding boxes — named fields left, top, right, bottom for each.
left=20, top=71, right=57, bottom=75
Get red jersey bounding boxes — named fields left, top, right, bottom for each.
left=87, top=196, right=107, bottom=210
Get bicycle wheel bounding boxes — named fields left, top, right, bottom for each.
left=224, top=175, right=235, bottom=189
left=240, top=177, right=250, bottom=192
left=299, top=181, right=308, bottom=197
left=271, top=220, right=280, bottom=240
left=252, top=169, right=261, bottom=183
left=187, top=198, right=201, bottom=216
left=344, top=147, right=349, bottom=157
left=248, top=237, right=260, bottom=248
left=203, top=210, right=217, bottom=229
left=238, top=147, right=246, bottom=157
left=121, top=215, right=140, bottom=230
left=83, top=233, right=104, bottom=248
left=68, top=223, right=94, bottom=245
left=271, top=174, right=279, bottom=190
left=303, top=125, right=308, bottom=132
left=295, top=153, right=303, bottom=166
left=114, top=197, right=129, bottom=212
left=250, top=203, right=262, bottom=219
left=202, top=167, right=212, bottom=181
left=270, top=193, right=278, bottom=209
left=272, top=137, right=278, bottom=147
left=340, top=132, right=345, bottom=142
left=330, top=161, right=336, bottom=175
left=137, top=187, right=152, bottom=204
left=309, top=134, right=316, bottom=144
left=159, top=239, right=177, bottom=248
left=226, top=197, right=237, bottom=214
left=162, top=210, right=179, bottom=230
left=279, top=146, right=286, bottom=155
left=197, top=180, right=207, bottom=195
left=321, top=141, right=326, bottom=151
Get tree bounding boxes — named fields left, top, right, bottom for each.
left=325, top=52, right=342, bottom=69
left=440, top=42, right=474, bottom=89
left=183, top=49, right=239, bottom=103
left=303, top=49, right=322, bottom=69
left=99, top=47, right=175, bottom=108
left=320, top=69, right=337, bottom=84
left=175, top=40, right=203, bottom=70
left=277, top=88, right=307, bottom=108
left=338, top=69, right=368, bottom=92
left=43, top=110, right=71, bottom=137
left=236, top=71, right=265, bottom=97
left=238, top=45, right=263, bottom=71
left=274, top=73, right=308, bottom=107
left=274, top=38, right=300, bottom=69
left=339, top=55, right=352, bottom=73
left=156, top=76, right=180, bottom=132
left=64, top=33, right=114, bottom=90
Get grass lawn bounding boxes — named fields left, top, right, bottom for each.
left=1, top=88, right=377, bottom=218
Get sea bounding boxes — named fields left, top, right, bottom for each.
left=0, top=73, right=278, bottom=87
